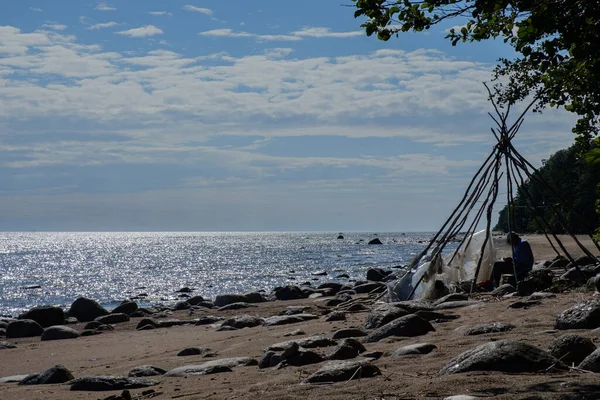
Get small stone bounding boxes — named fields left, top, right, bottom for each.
left=69, top=376, right=158, bottom=391
left=464, top=322, right=515, bottom=336
left=19, top=364, right=74, bottom=385
left=364, top=314, right=435, bottom=343
left=41, top=325, right=80, bottom=341
left=331, top=328, right=368, bottom=339
left=303, top=360, right=381, bottom=383
left=128, top=365, right=166, bottom=377
left=390, top=343, right=436, bottom=357
left=177, top=347, right=210, bottom=357
left=325, top=311, right=346, bottom=322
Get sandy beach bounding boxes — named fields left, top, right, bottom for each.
left=1, top=234, right=600, bottom=400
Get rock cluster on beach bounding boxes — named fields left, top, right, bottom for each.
left=2, top=253, right=600, bottom=399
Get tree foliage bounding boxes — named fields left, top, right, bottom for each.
left=493, top=143, right=600, bottom=234
left=352, top=0, right=600, bottom=146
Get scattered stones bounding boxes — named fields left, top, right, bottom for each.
left=128, top=365, right=166, bottom=377
left=464, top=322, right=516, bottom=336
left=41, top=325, right=80, bottom=341
left=555, top=300, right=600, bottom=330
left=111, top=301, right=138, bottom=315
left=218, top=302, right=257, bottom=311
left=221, top=315, right=263, bottom=329
left=579, top=349, right=600, bottom=372
left=69, top=376, right=158, bottom=391
left=95, top=313, right=130, bottom=325
left=439, top=340, right=566, bottom=374
left=364, top=314, right=435, bottom=343
left=327, top=338, right=366, bottom=360
left=263, top=314, right=318, bottom=326
left=325, top=311, right=346, bottom=322
left=0, top=341, right=17, bottom=349
left=177, top=347, right=211, bottom=357
left=18, top=306, right=65, bottom=328
left=19, top=364, right=74, bottom=385
left=68, top=297, right=109, bottom=322
left=390, top=343, right=437, bottom=357
left=549, top=334, right=596, bottom=365
left=491, top=284, right=516, bottom=297
left=165, top=357, right=257, bottom=376
left=363, top=304, right=410, bottom=330
left=6, top=319, right=44, bottom=338
left=303, top=360, right=381, bottom=383
left=332, top=328, right=368, bottom=339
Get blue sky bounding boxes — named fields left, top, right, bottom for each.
left=0, top=1, right=579, bottom=231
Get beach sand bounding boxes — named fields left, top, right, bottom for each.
left=1, top=234, right=599, bottom=400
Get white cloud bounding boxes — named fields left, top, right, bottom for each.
left=30, top=7, right=43, bottom=12
left=95, top=2, right=116, bottom=11
left=291, top=27, right=363, bottom=38
left=149, top=11, right=172, bottom=16
left=182, top=5, right=213, bottom=15
left=116, top=25, right=163, bottom=38
left=86, top=22, right=118, bottom=30
left=42, top=24, right=68, bottom=31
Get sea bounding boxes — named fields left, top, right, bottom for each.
left=0, top=231, right=455, bottom=317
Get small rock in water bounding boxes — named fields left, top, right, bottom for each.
left=312, top=271, right=327, bottom=276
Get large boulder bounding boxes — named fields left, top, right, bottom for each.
left=364, top=304, right=410, bottom=329
left=41, top=325, right=80, bottom=341
left=366, top=268, right=388, bottom=282
left=549, top=334, right=596, bottom=366
left=111, top=301, right=138, bottom=315
left=364, top=314, right=435, bottom=343
left=439, top=340, right=567, bottom=375
left=68, top=297, right=109, bottom=322
left=18, top=306, right=65, bottom=328
left=327, top=338, right=366, bottom=360
left=6, top=319, right=44, bottom=338
left=213, top=294, right=247, bottom=307
left=274, top=286, right=306, bottom=301
left=579, top=349, right=600, bottom=372
left=95, top=313, right=130, bottom=325
left=303, top=360, right=381, bottom=383
left=368, top=238, right=383, bottom=245
left=19, top=365, right=74, bottom=385
left=555, top=300, right=600, bottom=330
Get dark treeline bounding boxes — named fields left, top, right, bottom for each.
left=494, top=144, right=600, bottom=234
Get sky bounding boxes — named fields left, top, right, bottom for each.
left=0, top=1, right=580, bottom=232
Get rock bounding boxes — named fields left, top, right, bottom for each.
left=128, top=365, right=166, bottom=377
left=176, top=287, right=193, bottom=293
left=18, top=306, right=65, bottom=328
left=596, top=276, right=600, bottom=293
left=221, top=315, right=263, bottom=329
left=573, top=255, right=599, bottom=267
left=81, top=330, right=102, bottom=337
left=274, top=286, right=306, bottom=301
left=165, top=357, right=257, bottom=376
left=216, top=325, right=238, bottom=332
left=579, top=349, right=600, bottom=372
left=548, top=257, right=569, bottom=270
left=390, top=343, right=436, bottom=357
left=517, top=269, right=553, bottom=295
left=69, top=376, right=158, bottom=391
left=415, top=310, right=459, bottom=322
left=508, top=300, right=542, bottom=309
left=0, top=341, right=16, bottom=349
left=258, top=351, right=276, bottom=369
left=393, top=301, right=433, bottom=313
left=303, top=360, right=381, bottom=383
left=366, top=268, right=388, bottom=282
left=174, top=301, right=190, bottom=310
left=325, top=311, right=346, bottom=322
left=363, top=305, right=410, bottom=330
left=68, top=297, right=109, bottom=322
left=328, top=338, right=366, bottom=360
left=186, top=296, right=206, bottom=306
left=556, top=300, right=600, bottom=330
left=242, top=291, right=267, bottom=303
left=263, top=314, right=318, bottom=326
left=95, top=313, right=130, bottom=324
left=284, top=349, right=324, bottom=367
left=528, top=292, right=556, bottom=301
left=268, top=335, right=337, bottom=351
left=549, top=334, right=596, bottom=365
left=136, top=318, right=159, bottom=330
left=195, top=316, right=222, bottom=325
left=434, top=301, right=483, bottom=310
left=19, top=364, right=74, bottom=385
left=0, top=375, right=29, bottom=383
left=41, top=325, right=80, bottom=341
left=432, top=293, right=469, bottom=305
left=84, top=321, right=106, bottom=330
left=491, top=284, right=516, bottom=297
left=368, top=238, right=383, bottom=245
left=283, top=329, right=305, bottom=337
left=439, top=340, right=567, bottom=374
left=177, top=347, right=210, bottom=357
left=364, top=314, right=435, bottom=343
left=111, top=301, right=138, bottom=315
left=218, top=302, right=257, bottom=311
left=336, top=274, right=350, bottom=279
left=560, top=266, right=594, bottom=285
left=6, top=319, right=44, bottom=338
left=362, top=351, right=384, bottom=360
left=444, top=396, right=480, bottom=400
left=312, top=270, right=327, bottom=276
left=464, top=322, right=516, bottom=336
left=317, top=282, right=344, bottom=294
left=353, top=282, right=385, bottom=294
left=332, top=328, right=368, bottom=339
left=213, top=294, right=247, bottom=307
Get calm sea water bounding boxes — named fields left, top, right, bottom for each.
left=0, top=231, right=446, bottom=317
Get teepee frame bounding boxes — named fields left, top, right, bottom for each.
left=389, top=84, right=600, bottom=301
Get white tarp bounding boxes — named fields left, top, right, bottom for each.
left=388, top=229, right=496, bottom=301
